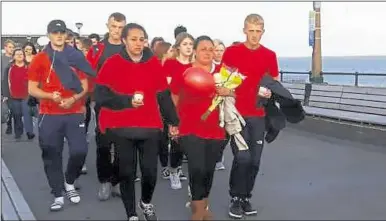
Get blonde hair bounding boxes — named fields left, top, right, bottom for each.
left=213, top=39, right=225, bottom=48
left=244, top=13, right=264, bottom=28
left=4, top=39, right=15, bottom=47
left=173, top=32, right=194, bottom=60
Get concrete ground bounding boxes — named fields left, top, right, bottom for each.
left=2, top=117, right=386, bottom=220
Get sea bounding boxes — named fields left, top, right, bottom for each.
left=278, top=56, right=386, bottom=87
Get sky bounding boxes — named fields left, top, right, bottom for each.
left=2, top=1, right=386, bottom=57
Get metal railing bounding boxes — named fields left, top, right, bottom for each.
left=279, top=71, right=386, bottom=87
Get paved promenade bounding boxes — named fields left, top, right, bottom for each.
left=2, top=117, right=386, bottom=220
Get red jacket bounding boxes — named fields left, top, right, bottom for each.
left=86, top=42, right=105, bottom=92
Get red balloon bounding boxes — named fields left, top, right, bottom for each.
left=182, top=67, right=216, bottom=98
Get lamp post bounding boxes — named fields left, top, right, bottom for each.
left=311, top=1, right=323, bottom=83
left=75, top=22, right=83, bottom=36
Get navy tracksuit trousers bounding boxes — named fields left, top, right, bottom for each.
left=38, top=113, right=88, bottom=197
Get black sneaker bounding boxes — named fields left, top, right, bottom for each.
left=241, top=198, right=257, bottom=215
left=5, top=126, right=12, bottom=135
left=139, top=200, right=158, bottom=221
left=27, top=132, right=35, bottom=140
left=228, top=197, right=243, bottom=219
left=161, top=167, right=170, bottom=179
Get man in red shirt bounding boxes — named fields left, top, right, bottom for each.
left=28, top=19, right=94, bottom=212
left=86, top=12, right=127, bottom=201
left=219, top=13, right=279, bottom=219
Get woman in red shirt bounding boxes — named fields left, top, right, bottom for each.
left=95, top=23, right=179, bottom=221
left=2, top=48, right=35, bottom=140
left=160, top=32, right=194, bottom=189
left=170, top=36, right=227, bottom=220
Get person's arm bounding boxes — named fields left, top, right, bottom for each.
left=156, top=62, right=179, bottom=126
left=94, top=84, right=133, bottom=110
left=72, top=72, right=88, bottom=101
left=93, top=58, right=134, bottom=110
left=27, top=56, right=54, bottom=100
left=269, top=51, right=280, bottom=81
left=2, top=65, right=11, bottom=98
left=28, top=81, right=53, bottom=100
left=157, top=89, right=179, bottom=126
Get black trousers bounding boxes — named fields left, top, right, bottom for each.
left=115, top=133, right=160, bottom=218
left=229, top=117, right=265, bottom=199
left=94, top=104, right=119, bottom=185
left=216, top=134, right=230, bottom=163
left=84, top=96, right=91, bottom=134
left=159, top=123, right=183, bottom=168
left=38, top=114, right=88, bottom=197
left=180, top=135, right=226, bottom=201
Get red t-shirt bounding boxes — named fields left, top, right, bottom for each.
left=170, top=65, right=225, bottom=140
left=95, top=54, right=168, bottom=133
left=8, top=64, right=29, bottom=99
left=27, top=52, right=87, bottom=115
left=163, top=59, right=192, bottom=78
left=221, top=43, right=279, bottom=117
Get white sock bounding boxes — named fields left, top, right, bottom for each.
left=64, top=182, right=75, bottom=191
left=55, top=197, right=64, bottom=203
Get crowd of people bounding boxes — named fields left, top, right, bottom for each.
left=1, top=11, right=305, bottom=221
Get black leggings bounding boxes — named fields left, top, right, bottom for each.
left=180, top=135, right=226, bottom=201
left=115, top=134, right=160, bottom=218
left=159, top=123, right=183, bottom=168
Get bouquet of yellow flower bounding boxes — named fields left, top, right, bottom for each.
left=201, top=65, right=246, bottom=121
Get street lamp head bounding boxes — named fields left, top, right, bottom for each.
left=313, top=1, right=321, bottom=10
left=75, top=22, right=83, bottom=29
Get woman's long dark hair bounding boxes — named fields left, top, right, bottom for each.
left=22, top=42, right=37, bottom=55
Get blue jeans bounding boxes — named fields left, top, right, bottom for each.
left=8, top=98, right=33, bottom=137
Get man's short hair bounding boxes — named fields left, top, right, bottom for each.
left=150, top=37, right=164, bottom=50
left=4, top=39, right=15, bottom=47
left=108, top=12, right=126, bottom=22
left=81, top=37, right=93, bottom=51
left=174, top=25, right=187, bottom=39
left=66, top=29, right=75, bottom=38
left=244, top=13, right=264, bottom=27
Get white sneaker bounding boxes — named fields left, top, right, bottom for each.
left=64, top=182, right=80, bottom=204
left=50, top=197, right=64, bottom=211
left=215, top=162, right=225, bottom=170
left=81, top=165, right=87, bottom=174
left=170, top=172, right=182, bottom=189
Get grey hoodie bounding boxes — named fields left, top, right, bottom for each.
left=1, top=54, right=12, bottom=81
